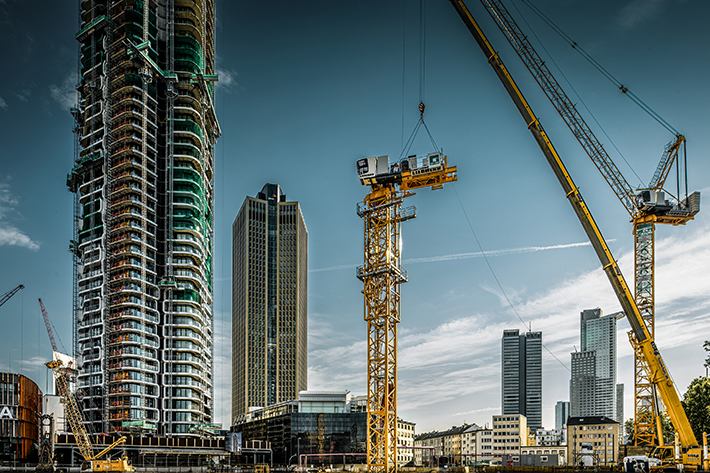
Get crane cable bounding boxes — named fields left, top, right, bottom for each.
left=452, top=184, right=571, bottom=372
left=400, top=0, right=441, bottom=160
left=504, top=0, right=645, bottom=188
left=519, top=0, right=680, bottom=137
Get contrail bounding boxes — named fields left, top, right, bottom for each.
left=310, top=241, right=595, bottom=273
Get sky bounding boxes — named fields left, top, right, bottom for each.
left=0, top=0, right=709, bottom=434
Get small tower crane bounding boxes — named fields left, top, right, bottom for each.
left=357, top=152, right=456, bottom=473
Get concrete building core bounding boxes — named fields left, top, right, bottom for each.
left=67, top=0, right=219, bottom=435
left=232, top=184, right=308, bottom=420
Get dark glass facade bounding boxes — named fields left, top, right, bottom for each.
left=234, top=412, right=367, bottom=464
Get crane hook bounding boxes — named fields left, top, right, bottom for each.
left=419, top=102, right=425, bottom=118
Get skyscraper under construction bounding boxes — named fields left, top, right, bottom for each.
left=231, top=184, right=308, bottom=420
left=66, top=0, right=219, bottom=435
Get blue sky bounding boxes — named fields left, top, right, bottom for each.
left=0, top=0, right=709, bottom=433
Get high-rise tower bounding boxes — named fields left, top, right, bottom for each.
left=67, top=0, right=219, bottom=435
left=501, top=329, right=542, bottom=432
left=570, top=309, right=622, bottom=419
left=231, top=184, right=308, bottom=421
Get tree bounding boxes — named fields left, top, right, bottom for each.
left=704, top=340, right=710, bottom=377
left=681, top=377, right=710, bottom=444
left=624, top=412, right=675, bottom=445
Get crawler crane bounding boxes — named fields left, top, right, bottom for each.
left=447, top=0, right=702, bottom=469
left=476, top=0, right=700, bottom=446
left=39, top=300, right=134, bottom=472
left=357, top=152, right=456, bottom=473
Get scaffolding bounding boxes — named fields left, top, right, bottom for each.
left=69, top=0, right=220, bottom=437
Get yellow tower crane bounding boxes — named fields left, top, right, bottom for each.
left=356, top=152, right=456, bottom=473
left=475, top=0, right=700, bottom=446
left=447, top=0, right=703, bottom=468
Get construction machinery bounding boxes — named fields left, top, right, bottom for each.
left=36, top=414, right=56, bottom=473
left=446, top=0, right=702, bottom=469
left=0, top=284, right=24, bottom=308
left=40, top=300, right=134, bottom=472
left=476, top=0, right=700, bottom=447
left=357, top=152, right=456, bottom=473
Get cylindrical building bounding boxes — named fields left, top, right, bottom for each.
left=0, top=373, right=42, bottom=462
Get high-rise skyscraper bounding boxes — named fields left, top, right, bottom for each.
left=570, top=309, right=622, bottom=419
left=67, top=0, right=218, bottom=435
left=555, top=401, right=570, bottom=430
left=232, top=184, right=308, bottom=420
left=501, top=329, right=542, bottom=431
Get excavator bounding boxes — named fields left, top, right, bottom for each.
left=446, top=1, right=704, bottom=470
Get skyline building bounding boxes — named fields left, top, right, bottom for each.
left=570, top=309, right=623, bottom=419
left=501, top=329, right=542, bottom=431
left=232, top=184, right=308, bottom=420
left=555, top=400, right=570, bottom=430
left=67, top=0, right=219, bottom=435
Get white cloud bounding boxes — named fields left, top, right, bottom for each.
left=49, top=72, right=77, bottom=109
left=0, top=181, right=40, bottom=251
left=615, top=0, right=666, bottom=30
left=215, top=67, right=238, bottom=92
left=309, top=241, right=595, bottom=273
left=0, top=96, right=7, bottom=109
left=305, top=211, right=710, bottom=431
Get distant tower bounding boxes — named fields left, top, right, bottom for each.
left=67, top=0, right=219, bottom=435
left=232, top=184, right=308, bottom=420
left=501, top=329, right=542, bottom=431
left=555, top=401, right=570, bottom=430
left=616, top=383, right=625, bottom=424
left=570, top=309, right=620, bottom=418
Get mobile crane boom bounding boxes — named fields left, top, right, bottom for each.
left=447, top=0, right=697, bottom=449
left=0, top=285, right=24, bottom=308
left=477, top=0, right=700, bottom=447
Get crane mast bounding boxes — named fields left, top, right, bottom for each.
left=357, top=153, right=456, bottom=473
left=447, top=0, right=698, bottom=450
left=476, top=0, right=699, bottom=446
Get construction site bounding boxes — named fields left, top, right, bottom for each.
left=0, top=0, right=708, bottom=472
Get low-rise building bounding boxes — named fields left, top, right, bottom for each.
left=521, top=445, right=567, bottom=465
left=536, top=428, right=566, bottom=446
left=492, top=414, right=527, bottom=458
left=567, top=416, right=619, bottom=467
left=461, top=424, right=493, bottom=464
left=397, top=418, right=416, bottom=466
left=414, top=425, right=469, bottom=466
left=233, top=391, right=416, bottom=465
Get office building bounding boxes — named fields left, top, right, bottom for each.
left=567, top=416, right=620, bottom=467
left=67, top=0, right=219, bottom=435
left=232, top=184, right=308, bottom=419
left=570, top=309, right=622, bottom=419
left=555, top=401, right=570, bottom=430
left=616, top=384, right=624, bottom=424
left=492, top=414, right=528, bottom=454
left=502, top=330, right=542, bottom=431
left=0, top=373, right=42, bottom=461
left=233, top=391, right=404, bottom=465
